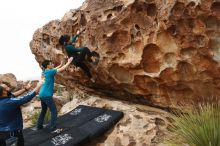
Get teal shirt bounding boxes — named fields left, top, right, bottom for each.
left=65, top=35, right=84, bottom=56
left=39, top=69, right=57, bottom=99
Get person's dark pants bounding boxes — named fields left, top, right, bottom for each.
left=0, top=130, right=24, bottom=146
left=37, top=97, right=58, bottom=130
left=77, top=47, right=92, bottom=62
left=73, top=47, right=93, bottom=78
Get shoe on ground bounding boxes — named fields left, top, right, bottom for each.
left=32, top=125, right=44, bottom=131
left=50, top=126, right=57, bottom=132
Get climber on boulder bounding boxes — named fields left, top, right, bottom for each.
left=59, top=29, right=99, bottom=83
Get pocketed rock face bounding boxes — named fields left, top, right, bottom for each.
left=30, top=0, right=220, bottom=108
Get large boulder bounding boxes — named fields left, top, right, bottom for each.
left=0, top=73, right=18, bottom=88
left=30, top=0, right=220, bottom=108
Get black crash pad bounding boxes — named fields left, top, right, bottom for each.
left=38, top=128, right=89, bottom=146
left=23, top=105, right=124, bottom=146
left=79, top=110, right=124, bottom=139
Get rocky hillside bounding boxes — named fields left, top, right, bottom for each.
left=0, top=73, right=171, bottom=145
left=30, top=0, right=220, bottom=109
left=0, top=73, right=21, bottom=89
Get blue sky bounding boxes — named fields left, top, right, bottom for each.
left=0, top=0, right=84, bottom=80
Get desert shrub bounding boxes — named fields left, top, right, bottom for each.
left=31, top=110, right=51, bottom=126
left=166, top=102, right=220, bottom=146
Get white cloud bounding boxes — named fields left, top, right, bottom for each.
left=0, top=0, right=84, bottom=80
